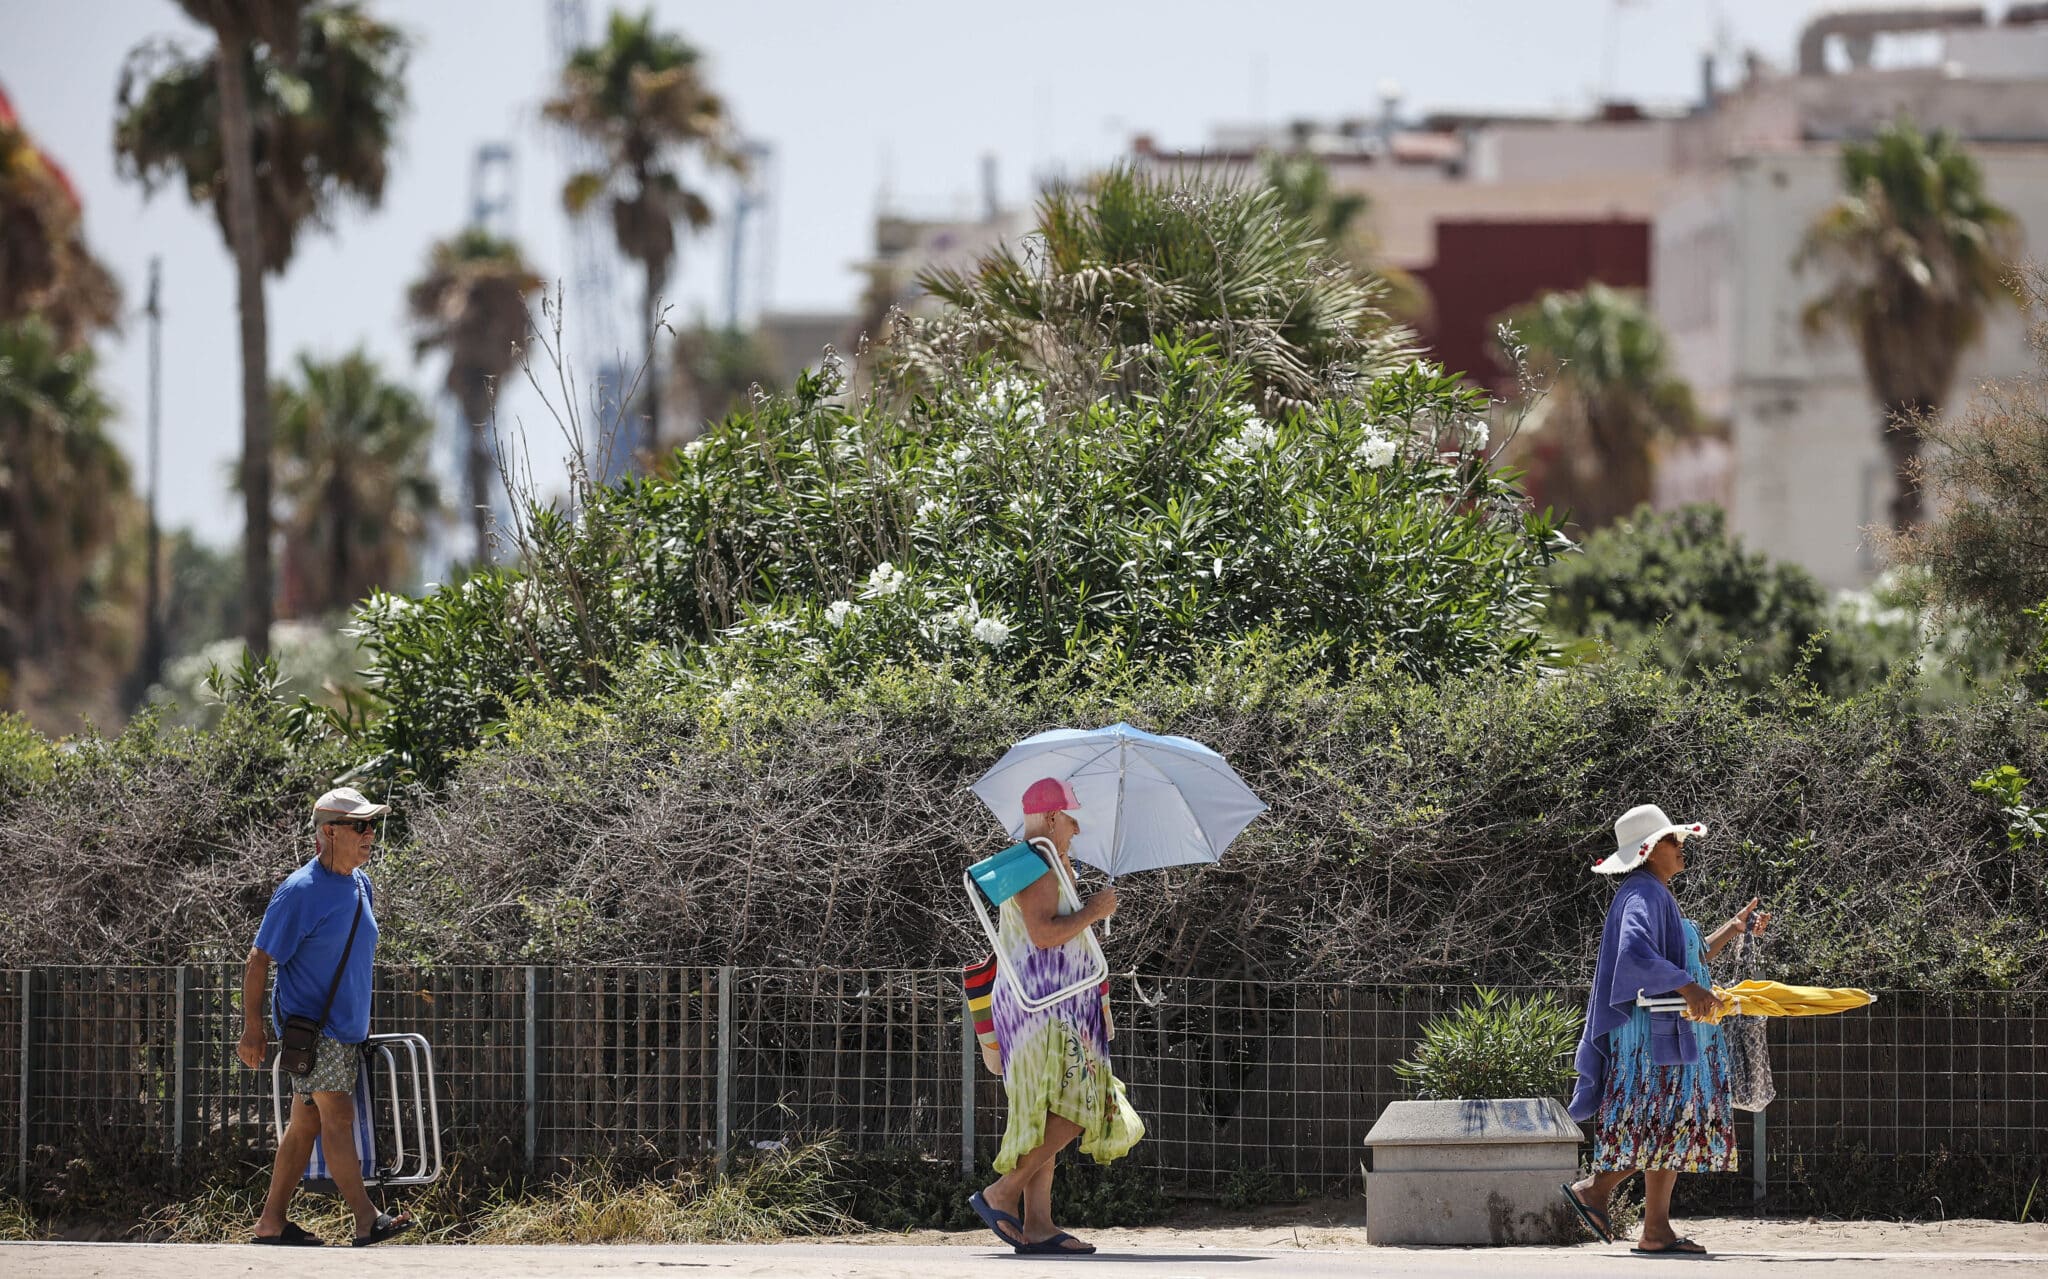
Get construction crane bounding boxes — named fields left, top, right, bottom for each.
left=470, top=142, right=515, bottom=236
left=724, top=138, right=776, bottom=331
left=546, top=0, right=627, bottom=412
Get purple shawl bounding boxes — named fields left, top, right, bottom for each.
left=1568, top=869, right=1700, bottom=1121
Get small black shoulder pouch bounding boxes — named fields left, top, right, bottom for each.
left=277, top=879, right=365, bottom=1075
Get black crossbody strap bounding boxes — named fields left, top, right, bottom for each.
left=314, top=878, right=365, bottom=1032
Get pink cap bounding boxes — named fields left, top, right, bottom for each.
left=1021, top=777, right=1081, bottom=815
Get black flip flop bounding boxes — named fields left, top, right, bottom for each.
left=967, top=1191, right=1026, bottom=1250
left=251, top=1220, right=324, bottom=1246
left=1015, top=1231, right=1096, bottom=1255
left=352, top=1211, right=414, bottom=1248
left=1632, top=1236, right=1708, bottom=1257
left=1559, top=1182, right=1613, bottom=1244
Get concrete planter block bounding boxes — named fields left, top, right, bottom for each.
left=1362, top=1097, right=1584, bottom=1246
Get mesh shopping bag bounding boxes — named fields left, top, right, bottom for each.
left=1720, top=930, right=1777, bottom=1112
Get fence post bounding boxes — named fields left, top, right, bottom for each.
left=523, top=965, right=538, bottom=1172
left=1751, top=1106, right=1767, bottom=1204
left=715, top=966, right=733, bottom=1179
left=959, top=988, right=976, bottom=1179
left=17, top=968, right=32, bottom=1200
left=171, top=965, right=189, bottom=1172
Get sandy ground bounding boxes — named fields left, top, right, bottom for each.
left=7, top=1215, right=2048, bottom=1278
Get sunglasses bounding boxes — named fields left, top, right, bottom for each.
left=332, top=818, right=377, bottom=835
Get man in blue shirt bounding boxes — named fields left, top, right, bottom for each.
left=237, top=786, right=412, bottom=1247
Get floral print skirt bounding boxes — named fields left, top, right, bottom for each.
left=1591, top=1005, right=1738, bottom=1173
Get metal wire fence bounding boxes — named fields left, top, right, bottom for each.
left=4, top=968, right=2043, bottom=1208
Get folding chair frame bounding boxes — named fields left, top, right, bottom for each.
left=963, top=837, right=1108, bottom=1014
left=271, top=1031, right=444, bottom=1188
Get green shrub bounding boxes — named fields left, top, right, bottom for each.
left=0, top=657, right=356, bottom=966
left=1971, top=766, right=2048, bottom=853
left=1545, top=503, right=1902, bottom=696
left=1875, top=266, right=2048, bottom=664
left=8, top=637, right=2047, bottom=990
left=0, top=712, right=55, bottom=800
left=1393, top=987, right=1581, bottom=1100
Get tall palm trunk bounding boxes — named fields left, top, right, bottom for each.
left=1584, top=400, right=1653, bottom=529
left=327, top=448, right=350, bottom=607
left=457, top=366, right=494, bottom=564
left=215, top=34, right=274, bottom=655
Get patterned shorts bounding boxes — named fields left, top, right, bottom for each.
left=289, top=1033, right=362, bottom=1101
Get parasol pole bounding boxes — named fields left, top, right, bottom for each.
left=1102, top=735, right=1129, bottom=939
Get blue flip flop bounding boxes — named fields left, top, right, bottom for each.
left=1560, top=1183, right=1613, bottom=1244
left=1016, top=1231, right=1096, bottom=1255
left=967, top=1191, right=1026, bottom=1249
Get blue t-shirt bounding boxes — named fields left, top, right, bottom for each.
left=253, top=858, right=378, bottom=1044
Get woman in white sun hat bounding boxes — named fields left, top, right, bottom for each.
left=1560, top=804, right=1770, bottom=1257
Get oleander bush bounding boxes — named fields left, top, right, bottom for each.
left=347, top=341, right=1558, bottom=786
left=1393, top=987, right=1580, bottom=1100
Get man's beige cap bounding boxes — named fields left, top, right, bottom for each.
left=313, top=786, right=391, bottom=824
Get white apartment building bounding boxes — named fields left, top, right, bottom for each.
left=1657, top=30, right=2048, bottom=587
left=1137, top=6, right=2048, bottom=588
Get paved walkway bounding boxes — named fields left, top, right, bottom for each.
left=8, top=1240, right=2048, bottom=1278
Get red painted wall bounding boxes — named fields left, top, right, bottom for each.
left=1409, top=219, right=1650, bottom=391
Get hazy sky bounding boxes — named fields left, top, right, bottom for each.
left=3, top=0, right=1870, bottom=549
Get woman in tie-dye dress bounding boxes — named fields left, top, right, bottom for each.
left=967, top=777, right=1144, bottom=1256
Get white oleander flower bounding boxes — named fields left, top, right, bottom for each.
left=970, top=616, right=1013, bottom=647
left=824, top=600, right=860, bottom=627
left=1217, top=419, right=1278, bottom=464
left=976, top=375, right=1029, bottom=412
left=975, top=375, right=1046, bottom=431
left=862, top=561, right=908, bottom=598
left=1006, top=492, right=1045, bottom=518
left=683, top=438, right=706, bottom=458
left=1461, top=416, right=1490, bottom=451
left=951, top=444, right=974, bottom=464
left=915, top=497, right=951, bottom=522
left=1354, top=432, right=1398, bottom=469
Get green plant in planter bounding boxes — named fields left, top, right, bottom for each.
left=1393, top=987, right=1580, bottom=1100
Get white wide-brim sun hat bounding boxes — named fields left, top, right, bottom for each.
left=1591, top=803, right=1706, bottom=875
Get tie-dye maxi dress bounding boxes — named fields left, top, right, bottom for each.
left=989, top=852, right=1145, bottom=1173
left=1590, top=919, right=1739, bottom=1172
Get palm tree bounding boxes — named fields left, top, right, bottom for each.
left=114, top=1, right=410, bottom=652
left=1263, top=151, right=1429, bottom=325
left=269, top=349, right=439, bottom=618
left=0, top=100, right=120, bottom=348
left=407, top=228, right=543, bottom=565
left=0, top=317, right=139, bottom=716
left=917, top=165, right=1411, bottom=412
left=545, top=9, right=741, bottom=458
left=1505, top=283, right=1700, bottom=532
left=1799, top=117, right=2019, bottom=530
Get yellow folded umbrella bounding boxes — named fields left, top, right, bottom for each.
left=1685, top=979, right=1876, bottom=1024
